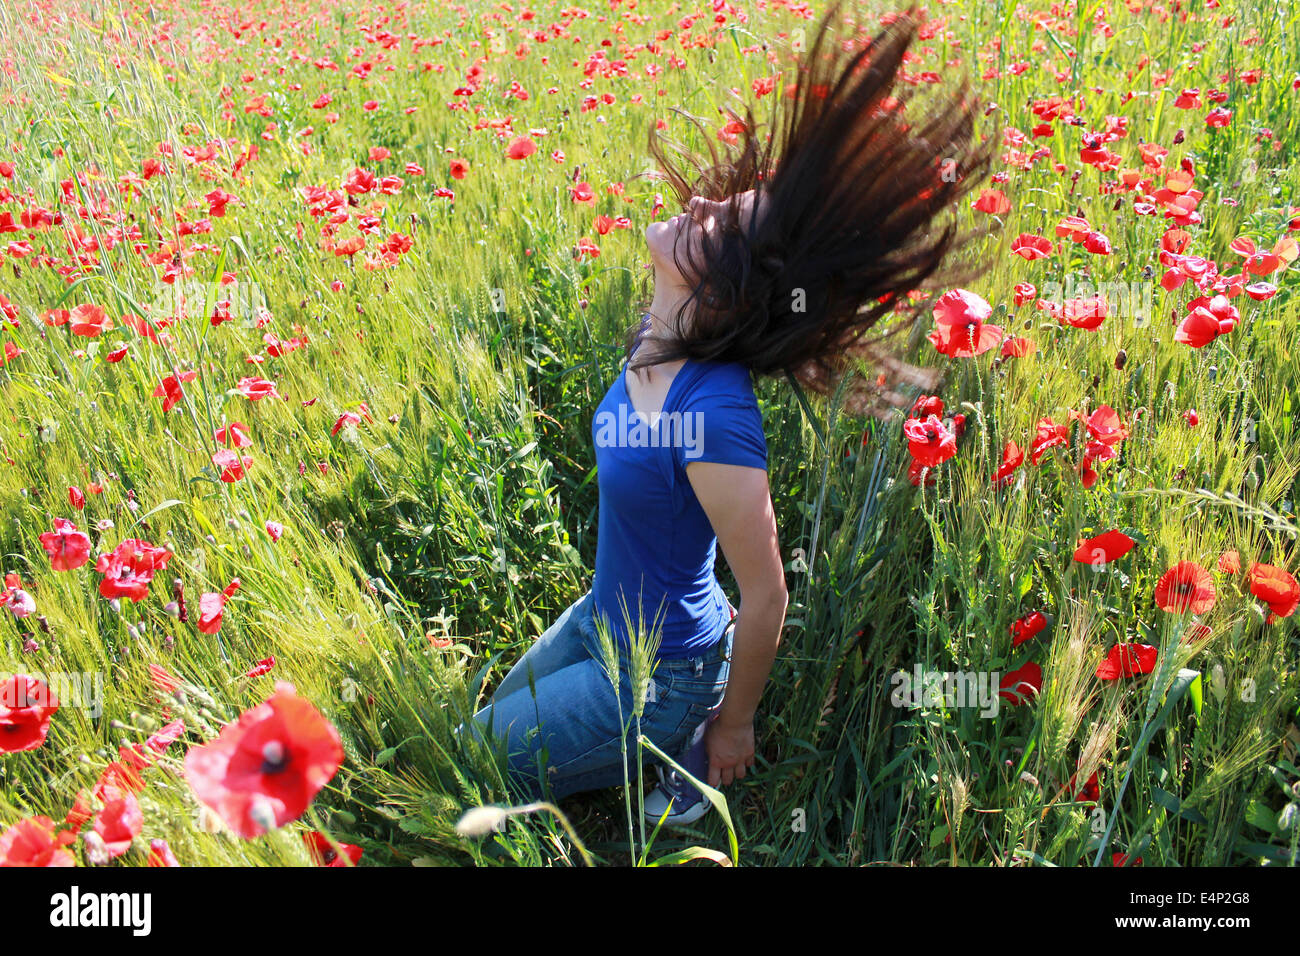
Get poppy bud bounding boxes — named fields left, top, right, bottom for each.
left=1114, top=349, right=1127, bottom=370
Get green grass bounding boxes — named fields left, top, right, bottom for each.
left=0, top=0, right=1297, bottom=866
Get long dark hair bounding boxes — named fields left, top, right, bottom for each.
left=632, top=0, right=1000, bottom=420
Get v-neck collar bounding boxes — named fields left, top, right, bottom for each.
left=622, top=337, right=694, bottom=426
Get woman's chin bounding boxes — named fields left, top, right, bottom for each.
left=645, top=218, right=671, bottom=244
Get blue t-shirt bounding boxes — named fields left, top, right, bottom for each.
left=591, top=342, right=768, bottom=660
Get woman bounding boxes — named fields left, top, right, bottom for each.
left=463, top=1, right=997, bottom=824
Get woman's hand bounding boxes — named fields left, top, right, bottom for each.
left=704, top=717, right=755, bottom=787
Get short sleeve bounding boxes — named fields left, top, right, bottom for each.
left=672, top=392, right=768, bottom=472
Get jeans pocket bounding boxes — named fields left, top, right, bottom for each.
left=653, top=665, right=728, bottom=745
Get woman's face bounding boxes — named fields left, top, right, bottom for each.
left=645, top=188, right=760, bottom=285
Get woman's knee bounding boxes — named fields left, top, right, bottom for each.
left=494, top=591, right=594, bottom=699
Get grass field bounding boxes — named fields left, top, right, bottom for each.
left=0, top=0, right=1298, bottom=867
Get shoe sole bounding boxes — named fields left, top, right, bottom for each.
left=643, top=797, right=711, bottom=827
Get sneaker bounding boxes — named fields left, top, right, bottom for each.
left=643, top=715, right=712, bottom=826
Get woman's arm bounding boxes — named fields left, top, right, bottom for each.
left=684, top=460, right=788, bottom=787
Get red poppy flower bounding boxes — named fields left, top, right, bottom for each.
left=92, top=759, right=146, bottom=800
left=303, top=830, right=363, bottom=867
left=1217, top=550, right=1241, bottom=574
left=989, top=440, right=1025, bottom=487
left=64, top=789, right=94, bottom=831
left=38, top=517, right=91, bottom=571
left=183, top=682, right=344, bottom=839
left=906, top=457, right=939, bottom=487
left=505, top=137, right=536, bottom=160
left=69, top=303, right=112, bottom=337
left=1071, top=769, right=1100, bottom=805
left=1000, top=336, right=1035, bottom=358
left=152, top=368, right=199, bottom=412
left=1010, top=235, right=1052, bottom=260
left=145, top=719, right=185, bottom=756
left=331, top=411, right=363, bottom=435
left=999, top=662, right=1042, bottom=706
left=1154, top=561, right=1216, bottom=614
left=149, top=664, right=181, bottom=695
left=93, top=787, right=143, bottom=859
left=1011, top=282, right=1038, bottom=307
left=234, top=376, right=280, bottom=401
left=1096, top=643, right=1158, bottom=680
left=245, top=656, right=276, bottom=679
left=148, top=838, right=181, bottom=867
left=1010, top=610, right=1048, bottom=647
left=972, top=189, right=1010, bottom=215
left=1175, top=294, right=1239, bottom=348
left=1072, top=529, right=1136, bottom=567
left=212, top=448, right=253, bottom=482
left=198, top=579, right=241, bottom=635
left=0, top=675, right=59, bottom=753
left=1058, top=296, right=1109, bottom=330
left=215, top=421, right=252, bottom=448
left=1246, top=562, right=1300, bottom=622
left=1029, top=417, right=1069, bottom=465
left=95, top=538, right=174, bottom=602
left=342, top=168, right=375, bottom=195
left=0, top=816, right=75, bottom=867
left=1068, top=405, right=1130, bottom=464
left=903, top=414, right=958, bottom=468
left=927, top=289, right=1003, bottom=357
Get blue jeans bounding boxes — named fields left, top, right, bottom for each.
left=459, top=589, right=735, bottom=801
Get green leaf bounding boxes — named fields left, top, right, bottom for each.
left=1188, top=671, right=1203, bottom=719
left=1244, top=799, right=1279, bottom=835
left=638, top=733, right=739, bottom=866
left=1016, top=568, right=1033, bottom=600
left=133, top=498, right=185, bottom=530
left=646, top=846, right=732, bottom=867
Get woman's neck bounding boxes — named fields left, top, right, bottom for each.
left=642, top=281, right=695, bottom=353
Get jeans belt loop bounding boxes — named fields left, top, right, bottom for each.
left=693, top=656, right=703, bottom=677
